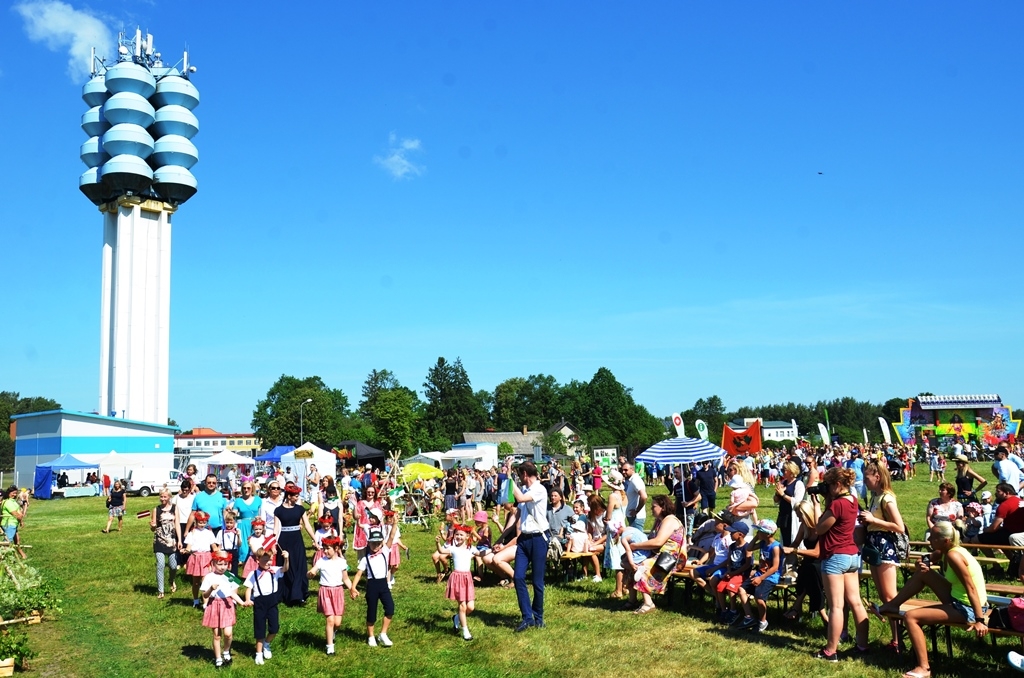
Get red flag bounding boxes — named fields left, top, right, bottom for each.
left=262, top=534, right=278, bottom=553
left=721, top=421, right=763, bottom=457
left=136, top=510, right=152, bottom=519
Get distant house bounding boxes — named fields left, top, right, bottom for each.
left=727, top=418, right=799, bottom=442
left=463, top=421, right=583, bottom=458
left=463, top=426, right=542, bottom=458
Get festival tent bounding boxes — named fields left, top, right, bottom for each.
left=281, top=443, right=338, bottom=495
left=33, top=454, right=97, bottom=500
left=255, top=446, right=295, bottom=463
left=336, top=440, right=385, bottom=464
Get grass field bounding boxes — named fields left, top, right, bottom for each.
left=13, top=467, right=1024, bottom=678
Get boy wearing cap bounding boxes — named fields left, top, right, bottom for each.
left=734, top=519, right=782, bottom=632
left=692, top=513, right=733, bottom=591
left=350, top=524, right=397, bottom=647
left=713, top=521, right=751, bottom=624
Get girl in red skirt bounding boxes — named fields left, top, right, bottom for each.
left=307, top=536, right=355, bottom=655
left=183, top=511, right=217, bottom=608
left=436, top=524, right=477, bottom=640
left=201, top=551, right=252, bottom=667
left=242, top=519, right=268, bottom=579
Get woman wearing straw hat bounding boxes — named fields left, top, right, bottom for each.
left=954, top=454, right=987, bottom=505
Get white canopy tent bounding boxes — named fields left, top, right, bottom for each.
left=280, top=442, right=338, bottom=499
left=195, top=450, right=256, bottom=480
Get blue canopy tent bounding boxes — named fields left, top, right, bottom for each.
left=33, top=454, right=98, bottom=500
left=255, top=446, right=295, bottom=463
left=637, top=437, right=726, bottom=532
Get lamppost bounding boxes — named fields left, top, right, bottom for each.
left=299, top=398, right=313, bottom=445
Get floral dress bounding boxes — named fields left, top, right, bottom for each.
left=635, top=522, right=686, bottom=595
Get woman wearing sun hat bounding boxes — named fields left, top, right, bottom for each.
left=954, top=454, right=988, bottom=505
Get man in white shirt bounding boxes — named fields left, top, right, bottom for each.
left=994, top=447, right=1023, bottom=494
left=512, top=461, right=549, bottom=632
left=621, top=462, right=648, bottom=530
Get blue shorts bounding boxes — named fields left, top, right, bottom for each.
left=950, top=600, right=986, bottom=624
left=694, top=564, right=726, bottom=581
left=821, top=553, right=861, bottom=576
left=744, top=579, right=777, bottom=601
left=3, top=525, right=16, bottom=542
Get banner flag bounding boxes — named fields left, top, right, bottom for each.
left=262, top=534, right=278, bottom=553
left=694, top=419, right=709, bottom=441
left=817, top=423, right=830, bottom=445
left=721, top=421, right=762, bottom=457
left=879, top=417, right=892, bottom=445
left=136, top=510, right=151, bottom=519
left=671, top=413, right=685, bottom=438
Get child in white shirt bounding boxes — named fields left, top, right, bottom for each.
left=307, top=536, right=354, bottom=655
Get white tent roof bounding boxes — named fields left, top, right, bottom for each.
left=405, top=452, right=445, bottom=466
left=294, top=442, right=330, bottom=455
left=203, top=450, right=255, bottom=466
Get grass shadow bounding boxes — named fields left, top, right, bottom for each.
left=132, top=583, right=158, bottom=596
left=180, top=643, right=210, bottom=661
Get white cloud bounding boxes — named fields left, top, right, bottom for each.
left=374, top=132, right=424, bottom=179
left=14, top=1, right=113, bottom=82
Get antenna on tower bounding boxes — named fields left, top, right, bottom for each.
left=135, top=28, right=143, bottom=58
left=146, top=33, right=154, bottom=57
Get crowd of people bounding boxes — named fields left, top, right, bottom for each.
left=11, top=438, right=1022, bottom=673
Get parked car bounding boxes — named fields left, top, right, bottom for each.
left=125, top=468, right=182, bottom=497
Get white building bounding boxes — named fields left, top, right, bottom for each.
left=727, top=418, right=799, bottom=442
left=13, top=410, right=176, bottom=486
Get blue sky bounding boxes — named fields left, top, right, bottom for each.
left=2, top=2, right=1022, bottom=433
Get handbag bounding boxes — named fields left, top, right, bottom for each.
left=881, top=494, right=910, bottom=559
left=651, top=530, right=686, bottom=582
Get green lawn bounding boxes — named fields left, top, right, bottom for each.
left=14, top=467, right=1024, bottom=678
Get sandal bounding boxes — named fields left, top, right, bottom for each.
left=101, top=529, right=110, bottom=534
left=782, top=610, right=799, bottom=621
left=633, top=603, right=656, bottom=615
left=609, top=592, right=624, bottom=599
left=171, top=583, right=177, bottom=593
left=157, top=593, right=164, bottom=599
left=902, top=671, right=930, bottom=678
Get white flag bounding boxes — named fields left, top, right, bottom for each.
left=671, top=413, right=685, bottom=438
left=694, top=419, right=709, bottom=441
left=878, top=417, right=892, bottom=445
left=817, top=423, right=831, bottom=446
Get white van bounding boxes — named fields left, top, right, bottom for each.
left=126, top=468, right=182, bottom=497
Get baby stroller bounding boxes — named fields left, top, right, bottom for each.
left=887, top=457, right=906, bottom=481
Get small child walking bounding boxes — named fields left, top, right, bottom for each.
left=313, top=514, right=338, bottom=563
left=436, top=524, right=477, bottom=640
left=308, top=536, right=355, bottom=655
left=243, top=519, right=268, bottom=578
left=183, top=511, right=217, bottom=608
left=243, top=547, right=289, bottom=665
left=201, top=551, right=252, bottom=667
left=383, top=510, right=407, bottom=587
left=218, top=514, right=242, bottom=577
left=350, top=525, right=396, bottom=647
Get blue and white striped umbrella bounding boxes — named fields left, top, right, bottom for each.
left=636, top=436, right=725, bottom=465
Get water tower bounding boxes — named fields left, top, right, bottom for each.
left=79, top=29, right=199, bottom=425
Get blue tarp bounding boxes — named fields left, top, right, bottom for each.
left=34, top=454, right=97, bottom=499
left=255, top=446, right=295, bottom=463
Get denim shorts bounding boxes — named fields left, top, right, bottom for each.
left=2, top=524, right=16, bottom=541
left=950, top=600, right=986, bottom=624
left=821, top=553, right=861, bottom=575
left=694, top=564, right=726, bottom=581
left=743, top=579, right=778, bottom=601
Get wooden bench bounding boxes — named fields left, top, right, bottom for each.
left=880, top=597, right=1024, bottom=657
left=558, top=551, right=597, bottom=582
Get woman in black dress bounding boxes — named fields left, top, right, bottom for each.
left=274, top=482, right=316, bottom=605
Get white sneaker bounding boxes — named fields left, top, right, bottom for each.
left=254, top=653, right=264, bottom=666
left=1010, top=651, right=1024, bottom=672
left=378, top=633, right=393, bottom=647
left=326, top=644, right=335, bottom=655
left=592, top=575, right=603, bottom=583
left=262, top=645, right=272, bottom=659
left=367, top=636, right=378, bottom=647
left=222, top=651, right=231, bottom=662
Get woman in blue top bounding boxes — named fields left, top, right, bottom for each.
left=232, top=480, right=262, bottom=563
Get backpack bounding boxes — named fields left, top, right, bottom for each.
left=991, top=598, right=1024, bottom=631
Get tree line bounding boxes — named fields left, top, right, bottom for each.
left=251, top=360, right=666, bottom=457
left=0, top=392, right=61, bottom=471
